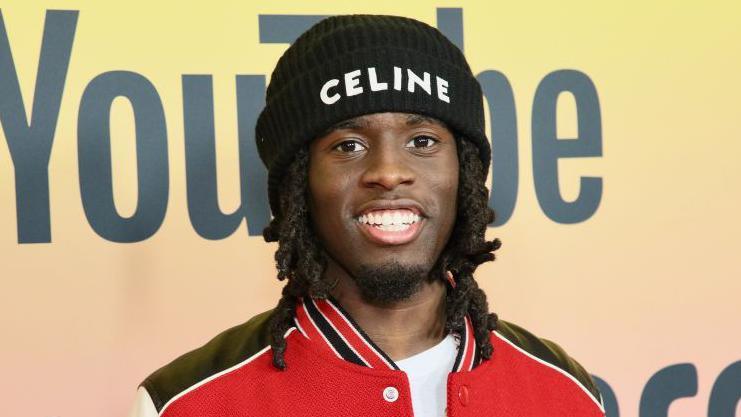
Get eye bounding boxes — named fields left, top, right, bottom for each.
left=333, top=139, right=366, bottom=153
left=405, top=135, right=439, bottom=149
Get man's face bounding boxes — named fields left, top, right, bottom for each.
left=308, top=112, right=459, bottom=303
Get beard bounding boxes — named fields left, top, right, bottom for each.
left=350, top=261, right=435, bottom=304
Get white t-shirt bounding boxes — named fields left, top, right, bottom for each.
left=396, top=333, right=458, bottom=417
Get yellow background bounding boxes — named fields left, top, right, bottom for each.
left=0, top=1, right=739, bottom=416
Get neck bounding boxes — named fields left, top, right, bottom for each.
left=328, top=266, right=447, bottom=362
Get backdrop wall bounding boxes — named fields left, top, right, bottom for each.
left=0, top=2, right=739, bottom=417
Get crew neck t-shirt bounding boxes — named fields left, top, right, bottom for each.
left=396, top=333, right=459, bottom=417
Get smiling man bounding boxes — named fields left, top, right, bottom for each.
left=129, top=14, right=605, bottom=417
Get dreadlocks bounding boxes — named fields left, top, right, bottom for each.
left=262, top=136, right=501, bottom=370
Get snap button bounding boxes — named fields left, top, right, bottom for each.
left=458, top=385, right=470, bottom=406
left=383, top=386, right=399, bottom=402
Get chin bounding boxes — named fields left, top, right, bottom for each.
left=350, top=261, right=436, bottom=304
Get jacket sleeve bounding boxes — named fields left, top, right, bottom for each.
left=540, top=337, right=604, bottom=408
left=496, top=320, right=604, bottom=408
left=127, top=386, right=159, bottom=417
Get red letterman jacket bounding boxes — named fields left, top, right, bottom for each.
left=141, top=296, right=605, bottom=417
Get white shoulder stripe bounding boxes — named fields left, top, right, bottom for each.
left=159, top=327, right=297, bottom=416
left=493, top=331, right=605, bottom=414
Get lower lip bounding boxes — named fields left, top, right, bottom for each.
left=356, top=220, right=424, bottom=246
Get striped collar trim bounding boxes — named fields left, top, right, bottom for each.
left=293, top=296, right=478, bottom=372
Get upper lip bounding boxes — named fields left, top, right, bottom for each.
left=354, top=199, right=427, bottom=218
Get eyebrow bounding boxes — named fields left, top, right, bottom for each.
left=405, top=114, right=447, bottom=128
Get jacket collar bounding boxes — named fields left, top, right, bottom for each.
left=293, top=296, right=479, bottom=372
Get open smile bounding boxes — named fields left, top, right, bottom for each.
left=354, top=209, right=425, bottom=246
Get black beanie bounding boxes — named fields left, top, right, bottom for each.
left=255, top=14, right=490, bottom=218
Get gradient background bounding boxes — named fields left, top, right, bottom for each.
left=0, top=1, right=739, bottom=417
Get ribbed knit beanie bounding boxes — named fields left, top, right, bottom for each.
left=255, top=14, right=490, bottom=218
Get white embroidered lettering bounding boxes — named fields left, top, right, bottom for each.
left=436, top=76, right=450, bottom=103
left=320, top=79, right=341, bottom=105
left=319, top=66, right=450, bottom=105
left=344, top=69, right=363, bottom=96
left=407, top=69, right=431, bottom=95
left=393, top=66, right=402, bottom=91
left=368, top=67, right=388, bottom=92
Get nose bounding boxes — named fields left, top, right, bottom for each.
left=360, top=146, right=415, bottom=191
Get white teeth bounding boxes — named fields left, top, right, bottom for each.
left=382, top=212, right=392, bottom=226
left=393, top=212, right=403, bottom=224
left=377, top=223, right=411, bottom=232
left=357, top=210, right=421, bottom=227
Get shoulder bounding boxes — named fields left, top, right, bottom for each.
left=493, top=319, right=603, bottom=407
left=140, top=309, right=276, bottom=412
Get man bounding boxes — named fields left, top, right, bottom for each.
left=129, top=14, right=605, bottom=417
